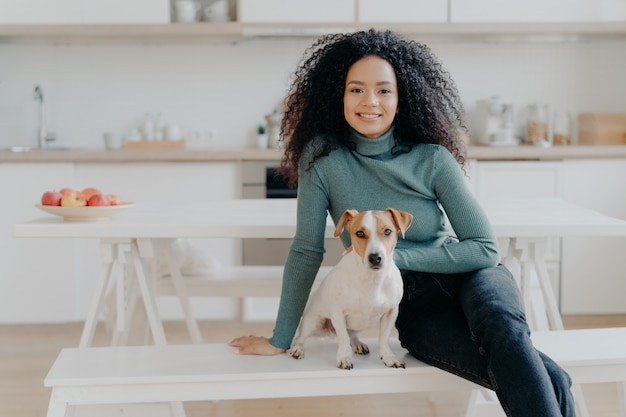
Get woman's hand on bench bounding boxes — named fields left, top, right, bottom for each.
left=229, top=335, right=286, bottom=356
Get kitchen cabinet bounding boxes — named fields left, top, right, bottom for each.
left=0, top=0, right=626, bottom=42
left=238, top=0, right=354, bottom=23
left=0, top=0, right=169, bottom=24
left=471, top=158, right=626, bottom=315
left=0, top=162, right=76, bottom=323
left=358, top=0, right=448, bottom=23
left=81, top=0, right=170, bottom=24
left=559, top=159, right=626, bottom=314
left=0, top=161, right=239, bottom=324
left=450, top=0, right=626, bottom=23
left=471, top=160, right=562, bottom=302
left=3, top=17, right=626, bottom=43
left=471, top=161, right=562, bottom=199
left=0, top=0, right=82, bottom=24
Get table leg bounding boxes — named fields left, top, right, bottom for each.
left=504, top=238, right=537, bottom=329
left=110, top=262, right=143, bottom=346
left=115, top=246, right=126, bottom=334
left=130, top=239, right=167, bottom=345
left=45, top=390, right=69, bottom=417
left=526, top=240, right=564, bottom=331
left=164, top=243, right=203, bottom=344
left=572, top=383, right=591, bottom=417
left=618, top=382, right=626, bottom=417
left=511, top=238, right=563, bottom=331
left=519, top=252, right=537, bottom=330
left=79, top=243, right=118, bottom=348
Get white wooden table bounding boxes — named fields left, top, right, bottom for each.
left=15, top=198, right=626, bottom=417
left=13, top=198, right=626, bottom=347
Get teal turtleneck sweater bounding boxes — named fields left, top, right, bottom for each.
left=269, top=126, right=500, bottom=349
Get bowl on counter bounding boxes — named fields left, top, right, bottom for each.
left=35, top=203, right=136, bottom=222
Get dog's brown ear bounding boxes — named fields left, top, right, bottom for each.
left=334, top=209, right=359, bottom=237
left=386, top=208, right=413, bottom=238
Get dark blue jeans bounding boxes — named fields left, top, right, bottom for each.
left=396, top=264, right=575, bottom=417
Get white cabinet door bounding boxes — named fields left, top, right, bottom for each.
left=0, top=0, right=169, bottom=24
left=450, top=0, right=626, bottom=23
left=239, top=0, right=355, bottom=23
left=0, top=0, right=82, bottom=24
left=358, top=0, right=448, bottom=23
left=472, top=161, right=562, bottom=199
left=559, top=159, right=626, bottom=314
left=0, top=162, right=77, bottom=323
left=472, top=160, right=562, bottom=261
left=82, top=0, right=170, bottom=24
left=472, top=160, right=562, bottom=305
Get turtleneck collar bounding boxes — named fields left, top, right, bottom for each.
left=348, top=125, right=396, bottom=156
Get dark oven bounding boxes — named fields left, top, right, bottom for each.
left=241, top=162, right=342, bottom=266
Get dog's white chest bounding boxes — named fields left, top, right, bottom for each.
left=314, top=252, right=403, bottom=331
left=290, top=208, right=413, bottom=370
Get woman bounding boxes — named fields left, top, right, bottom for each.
left=230, top=29, right=575, bottom=417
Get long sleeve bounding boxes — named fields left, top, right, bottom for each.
left=392, top=149, right=500, bottom=273
left=268, top=148, right=330, bottom=349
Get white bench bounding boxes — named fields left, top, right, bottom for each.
left=44, top=327, right=626, bottom=417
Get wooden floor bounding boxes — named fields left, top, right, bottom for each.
left=2, top=315, right=625, bottom=417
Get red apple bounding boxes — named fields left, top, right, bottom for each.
left=59, top=187, right=75, bottom=196
left=106, top=194, right=122, bottom=206
left=61, top=191, right=87, bottom=207
left=87, top=194, right=110, bottom=206
left=41, top=190, right=63, bottom=206
left=82, top=187, right=102, bottom=200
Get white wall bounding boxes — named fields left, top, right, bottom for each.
left=1, top=37, right=626, bottom=150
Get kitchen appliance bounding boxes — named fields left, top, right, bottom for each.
left=241, top=161, right=342, bottom=266
left=474, top=97, right=517, bottom=146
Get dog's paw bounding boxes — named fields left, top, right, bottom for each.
left=289, top=346, right=305, bottom=360
left=336, top=357, right=354, bottom=370
left=381, top=355, right=405, bottom=368
left=351, top=341, right=370, bottom=355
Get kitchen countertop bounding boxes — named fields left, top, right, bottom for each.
left=1, top=145, right=626, bottom=163
left=0, top=148, right=284, bottom=163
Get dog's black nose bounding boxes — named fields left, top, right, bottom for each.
left=368, top=253, right=382, bottom=267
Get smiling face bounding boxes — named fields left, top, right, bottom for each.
left=343, top=55, right=399, bottom=138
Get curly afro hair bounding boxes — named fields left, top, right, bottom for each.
left=279, top=29, right=468, bottom=187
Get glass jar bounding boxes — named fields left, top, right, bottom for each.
left=552, top=111, right=572, bottom=146
left=526, top=103, right=550, bottom=147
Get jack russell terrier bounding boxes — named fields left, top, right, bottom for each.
left=290, top=208, right=413, bottom=370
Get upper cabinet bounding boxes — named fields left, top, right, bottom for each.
left=450, top=0, right=626, bottom=23
left=0, top=0, right=170, bottom=24
left=0, top=0, right=83, bottom=24
left=239, top=0, right=354, bottom=23
left=238, top=0, right=448, bottom=24
left=82, top=0, right=170, bottom=24
left=358, top=0, right=447, bottom=23
left=1, top=0, right=626, bottom=43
